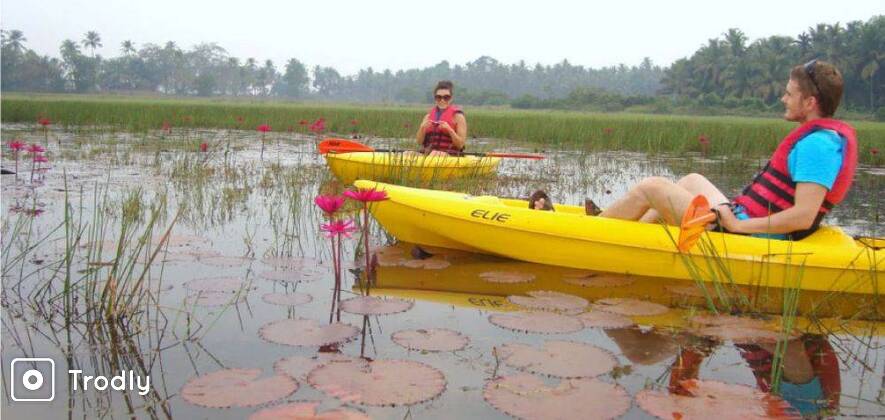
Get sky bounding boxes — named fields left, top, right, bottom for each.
left=2, top=0, right=881, bottom=75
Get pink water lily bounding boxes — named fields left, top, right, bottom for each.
left=9, top=140, right=26, bottom=151
left=309, top=118, right=325, bottom=133
left=34, top=155, right=49, bottom=164
left=314, top=195, right=346, bottom=215
left=321, top=219, right=357, bottom=238
left=38, top=117, right=51, bottom=127
left=257, top=124, right=271, bottom=133
left=27, top=144, right=45, bottom=154
left=344, top=187, right=388, bottom=203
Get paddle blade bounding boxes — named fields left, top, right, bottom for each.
left=318, top=138, right=375, bottom=154
left=677, top=195, right=716, bottom=252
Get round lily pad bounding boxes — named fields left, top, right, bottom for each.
left=488, top=312, right=584, bottom=334
left=260, top=268, right=327, bottom=283
left=262, top=292, right=312, bottom=306
left=340, top=296, right=413, bottom=316
left=484, top=374, right=630, bottom=420
left=637, top=379, right=797, bottom=420
left=498, top=340, right=617, bottom=378
left=400, top=258, right=450, bottom=269
left=260, top=318, right=360, bottom=347
left=575, top=310, right=634, bottom=329
left=508, top=291, right=588, bottom=312
left=391, top=328, right=469, bottom=352
left=274, top=353, right=364, bottom=381
left=308, top=359, right=446, bottom=407
left=689, top=314, right=792, bottom=344
left=180, top=368, right=297, bottom=409
left=594, top=298, right=669, bottom=316
left=479, top=271, right=535, bottom=284
left=249, top=401, right=370, bottom=420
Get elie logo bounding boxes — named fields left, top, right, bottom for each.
left=470, top=209, right=511, bottom=223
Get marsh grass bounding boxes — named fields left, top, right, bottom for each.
left=4, top=94, right=883, bottom=164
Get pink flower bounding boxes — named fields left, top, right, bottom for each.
left=321, top=219, right=357, bottom=238
left=236, top=116, right=244, bottom=123
left=603, top=127, right=613, bottom=135
left=872, top=148, right=879, bottom=156
left=698, top=134, right=710, bottom=145
left=344, top=187, right=388, bottom=203
left=299, top=119, right=308, bottom=126
left=200, top=142, right=208, bottom=152
left=314, top=195, right=346, bottom=215
left=9, top=140, right=26, bottom=151
left=34, top=155, right=49, bottom=163
left=38, top=118, right=51, bottom=127
left=309, top=118, right=326, bottom=133
left=350, top=119, right=359, bottom=125
left=257, top=124, right=271, bottom=133
left=162, top=120, right=171, bottom=132
left=27, top=144, right=45, bottom=154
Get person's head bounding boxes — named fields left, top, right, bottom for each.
left=529, top=190, right=554, bottom=211
left=433, top=80, right=454, bottom=109
left=782, top=60, right=843, bottom=122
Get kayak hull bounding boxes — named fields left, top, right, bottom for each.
left=356, top=180, right=883, bottom=295
left=325, top=152, right=500, bottom=185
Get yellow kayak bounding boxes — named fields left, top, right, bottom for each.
left=355, top=180, right=883, bottom=295
left=324, top=152, right=500, bottom=185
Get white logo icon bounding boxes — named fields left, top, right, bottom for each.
left=10, top=358, right=55, bottom=401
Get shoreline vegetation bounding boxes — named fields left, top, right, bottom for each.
left=3, top=93, right=884, bottom=164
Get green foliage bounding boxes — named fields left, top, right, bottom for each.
left=876, top=107, right=885, bottom=122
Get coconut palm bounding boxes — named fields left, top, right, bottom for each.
left=121, top=40, right=135, bottom=56
left=82, top=31, right=102, bottom=58
left=1, top=29, right=27, bottom=54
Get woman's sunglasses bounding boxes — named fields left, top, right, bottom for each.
left=435, top=95, right=452, bottom=101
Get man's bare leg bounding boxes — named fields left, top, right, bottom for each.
left=638, top=173, right=729, bottom=223
left=601, top=174, right=727, bottom=225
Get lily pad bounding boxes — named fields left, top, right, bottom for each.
left=400, top=258, right=450, bottom=270
left=484, top=374, right=630, bottom=420
left=391, top=328, right=470, bottom=352
left=689, top=314, right=792, bottom=344
left=274, top=353, right=364, bottom=381
left=479, top=271, right=536, bottom=284
left=636, top=379, right=798, bottom=420
left=260, top=318, right=360, bottom=347
left=260, top=268, right=327, bottom=283
left=262, top=292, right=313, bottom=306
left=340, top=296, right=414, bottom=316
left=261, top=256, right=318, bottom=269
left=575, top=310, right=634, bottom=329
left=180, top=368, right=297, bottom=408
left=199, top=255, right=253, bottom=267
left=594, top=298, right=669, bottom=316
left=508, top=291, right=588, bottom=312
left=498, top=340, right=617, bottom=378
left=488, top=312, right=584, bottom=334
left=249, top=401, right=370, bottom=420
left=308, top=359, right=446, bottom=407
left=561, top=273, right=635, bottom=288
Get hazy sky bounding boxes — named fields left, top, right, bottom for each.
left=2, top=0, right=881, bottom=75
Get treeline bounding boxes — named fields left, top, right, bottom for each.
left=1, top=16, right=882, bottom=115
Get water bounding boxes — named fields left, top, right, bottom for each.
left=1, top=126, right=882, bottom=419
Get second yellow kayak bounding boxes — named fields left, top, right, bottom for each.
left=324, top=152, right=500, bottom=185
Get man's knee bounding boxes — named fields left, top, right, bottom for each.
left=678, top=173, right=707, bottom=186
left=636, top=176, right=673, bottom=193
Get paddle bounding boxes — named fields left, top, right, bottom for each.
left=677, top=195, right=718, bottom=252
left=318, top=138, right=545, bottom=160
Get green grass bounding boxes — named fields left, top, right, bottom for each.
left=3, top=93, right=884, bottom=164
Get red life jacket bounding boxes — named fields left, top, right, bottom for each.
left=423, top=105, right=463, bottom=154
left=733, top=118, right=857, bottom=240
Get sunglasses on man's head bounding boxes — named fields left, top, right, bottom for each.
left=804, top=59, right=821, bottom=96
left=435, top=95, right=452, bottom=101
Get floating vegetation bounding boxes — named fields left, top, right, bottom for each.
left=488, top=312, right=584, bottom=334
left=307, top=359, right=447, bottom=407
left=180, top=368, right=298, bottom=409
left=479, top=270, right=536, bottom=284
left=391, top=328, right=470, bottom=352
left=594, top=297, right=669, bottom=316
left=400, top=258, right=451, bottom=269
left=260, top=268, right=326, bottom=283
left=497, top=340, right=617, bottom=378
left=483, top=374, right=630, bottom=420
left=259, top=318, right=360, bottom=347
left=339, top=296, right=414, bottom=316
left=636, top=379, right=798, bottom=419
left=575, top=310, right=634, bottom=329
left=508, top=290, right=589, bottom=312
left=274, top=353, right=362, bottom=381
left=689, top=314, right=792, bottom=344
left=561, top=272, right=635, bottom=288
left=261, top=292, right=313, bottom=306
left=249, top=401, right=369, bottom=420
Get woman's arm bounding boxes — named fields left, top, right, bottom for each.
left=440, top=113, right=467, bottom=149
left=416, top=115, right=430, bottom=147
left=717, top=182, right=828, bottom=234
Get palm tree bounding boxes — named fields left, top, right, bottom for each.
left=81, top=31, right=102, bottom=58
left=120, top=40, right=135, bottom=56
left=2, top=29, right=27, bottom=54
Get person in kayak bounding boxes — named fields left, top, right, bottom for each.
left=416, top=80, right=468, bottom=156
left=529, top=190, right=555, bottom=211
left=598, top=60, right=856, bottom=240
